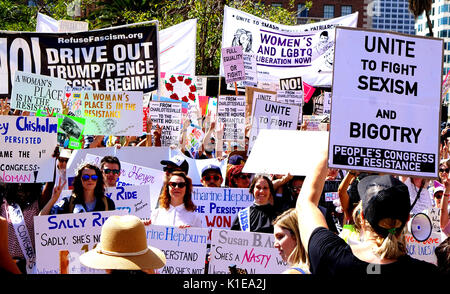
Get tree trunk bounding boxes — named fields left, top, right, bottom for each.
left=426, top=9, right=433, bottom=36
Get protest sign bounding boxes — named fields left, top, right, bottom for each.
left=0, top=116, right=57, bottom=183
left=81, top=90, right=144, bottom=136
left=10, top=71, right=67, bottom=114
left=248, top=99, right=300, bottom=154
left=323, top=92, right=332, bottom=115
left=159, top=19, right=197, bottom=76
left=57, top=114, right=86, bottom=150
left=243, top=130, right=328, bottom=176
left=279, top=76, right=303, bottom=91
left=36, top=12, right=89, bottom=33
left=329, top=28, right=443, bottom=178
left=221, top=6, right=358, bottom=87
left=222, top=46, right=245, bottom=84
left=208, top=229, right=289, bottom=274
left=191, top=187, right=254, bottom=229
left=105, top=185, right=152, bottom=220
left=85, top=154, right=163, bottom=210
left=146, top=225, right=209, bottom=274
left=226, top=53, right=258, bottom=93
left=217, top=96, right=246, bottom=147
left=185, top=124, right=205, bottom=158
left=303, top=115, right=328, bottom=131
left=148, top=101, right=182, bottom=146
left=161, top=73, right=199, bottom=105
left=427, top=207, right=442, bottom=233
left=276, top=90, right=303, bottom=117
left=34, top=210, right=127, bottom=274
left=244, top=87, right=276, bottom=121
left=405, top=232, right=441, bottom=265
left=303, top=81, right=316, bottom=103
left=0, top=24, right=159, bottom=97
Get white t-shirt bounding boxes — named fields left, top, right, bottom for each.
left=405, top=178, right=433, bottom=214
left=150, top=204, right=202, bottom=227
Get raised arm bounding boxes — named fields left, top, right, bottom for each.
left=39, top=178, right=66, bottom=216
left=337, top=171, right=357, bottom=224
left=296, top=147, right=329, bottom=255
left=441, top=176, right=450, bottom=230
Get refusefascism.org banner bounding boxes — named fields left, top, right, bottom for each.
left=0, top=25, right=159, bottom=98
left=221, top=6, right=358, bottom=87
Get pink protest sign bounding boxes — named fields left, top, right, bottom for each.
left=222, top=46, right=245, bottom=84
left=303, top=81, right=316, bottom=103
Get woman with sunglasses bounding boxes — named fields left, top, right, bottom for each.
left=231, top=174, right=279, bottom=233
left=150, top=171, right=201, bottom=228
left=227, top=165, right=252, bottom=188
left=39, top=163, right=115, bottom=215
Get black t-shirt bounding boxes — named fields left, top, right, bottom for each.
left=308, top=227, right=438, bottom=276
left=231, top=203, right=278, bottom=233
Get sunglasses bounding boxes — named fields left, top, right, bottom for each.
left=439, top=168, right=450, bottom=173
left=435, top=193, right=443, bottom=200
left=203, top=175, right=221, bottom=182
left=168, top=182, right=187, bottom=188
left=81, top=174, right=99, bottom=181
left=235, top=174, right=251, bottom=180
left=103, top=169, right=120, bottom=175
left=58, top=158, right=69, bottom=163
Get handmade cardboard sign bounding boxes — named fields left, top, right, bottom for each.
left=222, top=46, right=246, bottom=84
left=148, top=101, right=182, bottom=146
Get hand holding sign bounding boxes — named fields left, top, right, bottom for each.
left=0, top=99, right=10, bottom=115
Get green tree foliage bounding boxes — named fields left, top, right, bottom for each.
left=91, top=0, right=299, bottom=75
left=0, top=0, right=37, bottom=31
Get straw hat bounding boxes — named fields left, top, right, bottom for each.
left=80, top=215, right=166, bottom=270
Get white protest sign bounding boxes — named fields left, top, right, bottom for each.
left=303, top=115, right=328, bottom=131
left=34, top=210, right=126, bottom=274
left=276, top=90, right=303, bottom=111
left=323, top=92, right=332, bottom=115
left=10, top=71, right=66, bottom=113
left=222, top=46, right=245, bottom=84
left=146, top=225, right=209, bottom=274
left=427, top=207, right=442, bottom=233
left=84, top=154, right=164, bottom=210
left=329, top=28, right=442, bottom=178
left=217, top=96, right=246, bottom=145
left=148, top=101, right=182, bottom=146
left=82, top=90, right=144, bottom=136
left=221, top=6, right=358, bottom=87
left=405, top=232, right=442, bottom=265
left=243, top=130, right=329, bottom=176
left=250, top=90, right=277, bottom=121
left=0, top=116, right=57, bottom=183
left=209, top=229, right=289, bottom=274
left=191, top=187, right=254, bottom=229
left=248, top=99, right=300, bottom=154
left=105, top=185, right=152, bottom=220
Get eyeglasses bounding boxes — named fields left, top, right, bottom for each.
left=203, top=175, right=221, bottom=182
left=168, top=182, right=187, bottom=188
left=82, top=174, right=98, bottom=181
left=236, top=174, right=251, bottom=180
left=58, top=158, right=68, bottom=163
left=439, top=168, right=450, bottom=173
left=103, top=169, right=120, bottom=175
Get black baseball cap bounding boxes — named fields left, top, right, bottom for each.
left=357, top=175, right=411, bottom=238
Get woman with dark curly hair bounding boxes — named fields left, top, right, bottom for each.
left=150, top=171, right=201, bottom=228
left=39, top=163, right=115, bottom=215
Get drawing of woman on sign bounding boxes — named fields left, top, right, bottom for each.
left=232, top=28, right=253, bottom=53
left=314, top=30, right=333, bottom=56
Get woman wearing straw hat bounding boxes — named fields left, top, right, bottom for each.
left=39, top=163, right=115, bottom=215
left=80, top=215, right=166, bottom=274
left=296, top=148, right=437, bottom=275
left=150, top=171, right=201, bottom=228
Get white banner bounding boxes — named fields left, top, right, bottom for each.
left=221, top=6, right=358, bottom=87
left=0, top=116, right=57, bottom=183
left=328, top=28, right=443, bottom=178
left=208, top=229, right=289, bottom=274
left=191, top=187, right=254, bottom=229
left=159, top=19, right=197, bottom=76
left=34, top=210, right=126, bottom=274
left=146, top=225, right=209, bottom=274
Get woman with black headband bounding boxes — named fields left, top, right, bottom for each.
left=296, top=149, right=437, bottom=275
